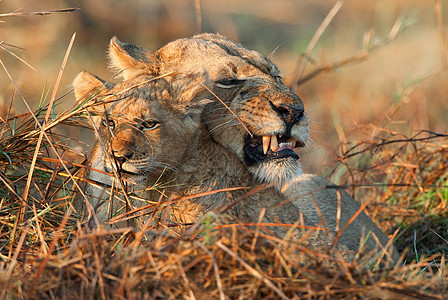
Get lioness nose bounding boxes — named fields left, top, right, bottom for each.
left=274, top=103, right=305, bottom=125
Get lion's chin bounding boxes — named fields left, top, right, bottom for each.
left=248, top=158, right=304, bottom=187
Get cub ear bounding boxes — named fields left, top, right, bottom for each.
left=170, top=73, right=213, bottom=128
left=73, top=71, right=111, bottom=102
left=108, top=36, right=159, bottom=79
left=73, top=71, right=114, bottom=129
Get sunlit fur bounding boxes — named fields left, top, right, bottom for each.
left=73, top=71, right=210, bottom=224
left=109, top=33, right=309, bottom=187
left=73, top=34, right=399, bottom=263
left=252, top=159, right=304, bottom=187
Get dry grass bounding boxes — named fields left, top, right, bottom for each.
left=1, top=1, right=448, bottom=299
left=2, top=218, right=446, bottom=299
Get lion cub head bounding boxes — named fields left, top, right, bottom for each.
left=73, top=72, right=210, bottom=183
left=108, top=33, right=309, bottom=186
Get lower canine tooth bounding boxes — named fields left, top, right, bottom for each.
left=271, top=135, right=278, bottom=152
left=262, top=136, right=270, bottom=154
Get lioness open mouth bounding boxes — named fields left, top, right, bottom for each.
left=243, top=134, right=305, bottom=165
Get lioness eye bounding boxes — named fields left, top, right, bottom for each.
left=102, top=119, right=115, bottom=130
left=140, top=120, right=159, bottom=130
left=216, top=78, right=245, bottom=89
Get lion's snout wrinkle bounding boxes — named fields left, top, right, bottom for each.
left=271, top=102, right=305, bottom=129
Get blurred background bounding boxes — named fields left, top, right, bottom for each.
left=1, top=0, right=447, bottom=173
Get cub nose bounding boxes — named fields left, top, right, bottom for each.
left=113, top=150, right=133, bottom=164
left=111, top=138, right=134, bottom=164
left=111, top=128, right=135, bottom=165
left=273, top=103, right=305, bottom=126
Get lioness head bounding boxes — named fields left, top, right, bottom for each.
left=73, top=72, right=210, bottom=183
left=108, top=33, right=309, bottom=186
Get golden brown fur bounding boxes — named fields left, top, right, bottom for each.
left=109, top=34, right=310, bottom=186
left=73, top=71, right=211, bottom=226
left=75, top=34, right=398, bottom=263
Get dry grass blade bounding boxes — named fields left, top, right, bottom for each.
left=32, top=203, right=48, bottom=255
left=26, top=208, right=73, bottom=298
left=214, top=222, right=327, bottom=231
left=0, top=42, right=36, bottom=71
left=216, top=241, right=290, bottom=300
left=195, top=241, right=225, bottom=300
left=1, top=3, right=447, bottom=298
left=46, top=33, right=76, bottom=123
left=0, top=8, right=80, bottom=18
left=103, top=186, right=250, bottom=225
left=20, top=33, right=76, bottom=221
left=194, top=0, right=202, bottom=33
left=327, top=189, right=375, bottom=252
left=0, top=225, right=29, bottom=299
left=219, top=183, right=267, bottom=213
left=291, top=0, right=345, bottom=91
left=434, top=0, right=448, bottom=69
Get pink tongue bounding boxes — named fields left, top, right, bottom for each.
left=277, top=145, right=292, bottom=151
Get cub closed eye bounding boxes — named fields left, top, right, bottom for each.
left=274, top=75, right=283, bottom=83
left=215, top=78, right=245, bottom=89
left=140, top=120, right=159, bottom=130
left=102, top=119, right=115, bottom=130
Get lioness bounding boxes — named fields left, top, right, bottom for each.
left=77, top=34, right=398, bottom=263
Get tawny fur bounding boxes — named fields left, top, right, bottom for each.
left=73, top=72, right=211, bottom=226
left=74, top=34, right=399, bottom=264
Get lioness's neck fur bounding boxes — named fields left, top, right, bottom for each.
left=166, top=123, right=398, bottom=263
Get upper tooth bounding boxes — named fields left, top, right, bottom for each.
left=262, top=136, right=270, bottom=154
left=271, top=135, right=278, bottom=152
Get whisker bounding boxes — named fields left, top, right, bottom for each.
left=208, top=120, right=242, bottom=134
left=308, top=118, right=323, bottom=125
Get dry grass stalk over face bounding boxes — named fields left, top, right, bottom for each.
left=0, top=2, right=447, bottom=299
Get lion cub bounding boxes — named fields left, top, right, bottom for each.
left=73, top=71, right=211, bottom=226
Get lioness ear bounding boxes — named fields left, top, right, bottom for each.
left=108, top=36, right=159, bottom=79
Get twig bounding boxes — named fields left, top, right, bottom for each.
left=295, top=50, right=369, bottom=86
left=293, top=6, right=414, bottom=87
left=341, top=130, right=448, bottom=160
